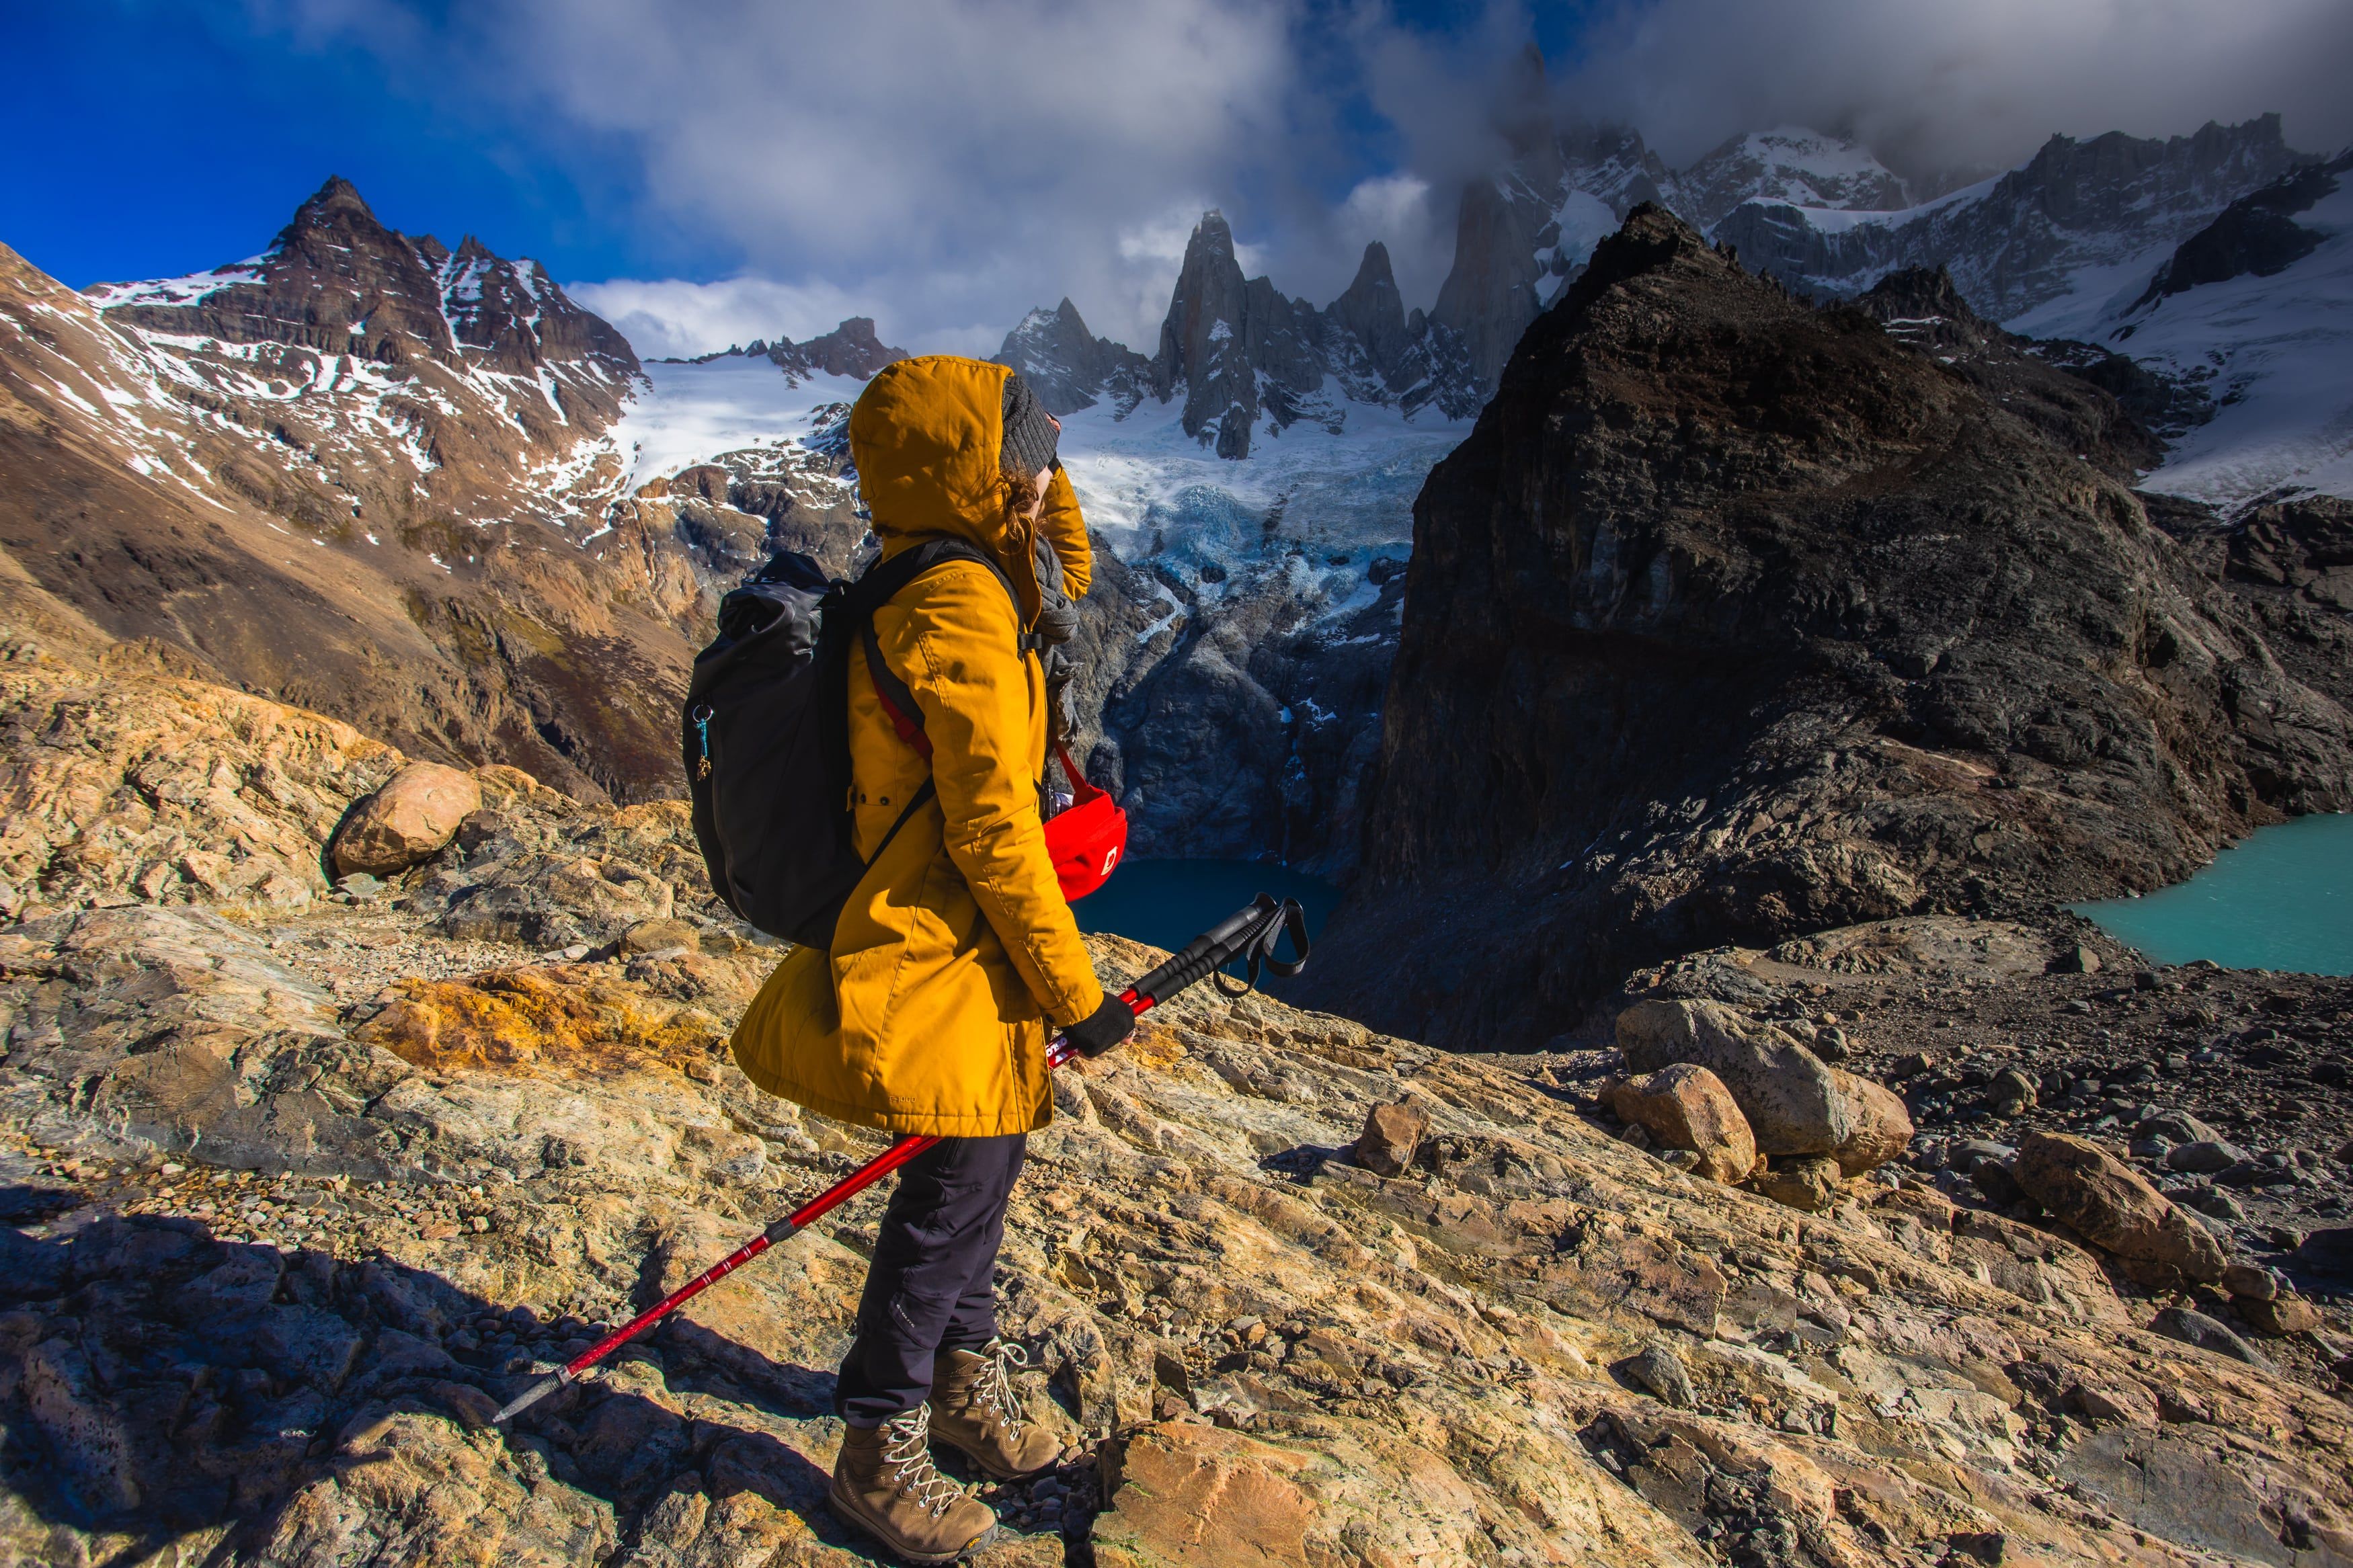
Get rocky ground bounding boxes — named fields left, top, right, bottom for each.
left=1, top=638, right=2350, bottom=1567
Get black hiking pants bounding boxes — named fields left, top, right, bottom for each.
left=834, top=1132, right=1027, bottom=1426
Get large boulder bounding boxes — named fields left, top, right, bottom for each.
left=1607, top=1065, right=1757, bottom=1184
left=329, top=762, right=482, bottom=878
left=1827, top=1069, right=1915, bottom=1175
left=1353, top=1100, right=1429, bottom=1178
left=1616, top=999, right=1852, bottom=1156
left=2014, top=1132, right=2228, bottom=1287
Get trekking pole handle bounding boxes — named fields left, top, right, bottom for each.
left=1125, top=893, right=1307, bottom=1008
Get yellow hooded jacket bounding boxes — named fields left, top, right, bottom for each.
left=729, top=356, right=1106, bottom=1137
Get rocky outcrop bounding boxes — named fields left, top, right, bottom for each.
left=0, top=635, right=399, bottom=919
left=1849, top=265, right=2165, bottom=481
left=2130, top=147, right=2351, bottom=308
left=2228, top=495, right=2353, bottom=613
left=1307, top=206, right=2353, bottom=1047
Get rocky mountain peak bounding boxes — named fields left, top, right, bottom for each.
left=1152, top=210, right=1264, bottom=457
left=990, top=296, right=1150, bottom=415
left=1327, top=240, right=1410, bottom=372
left=292, top=173, right=376, bottom=226
left=687, top=317, right=908, bottom=384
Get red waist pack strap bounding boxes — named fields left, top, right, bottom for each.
left=860, top=621, right=932, bottom=761
left=1053, top=738, right=1105, bottom=803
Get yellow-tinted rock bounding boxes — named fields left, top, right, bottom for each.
left=1609, top=1063, right=1757, bottom=1184
left=356, top=964, right=731, bottom=1077
left=1827, top=1068, right=1915, bottom=1175
left=2015, top=1132, right=2227, bottom=1287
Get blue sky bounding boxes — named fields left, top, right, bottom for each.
left=8, top=1, right=2345, bottom=359
left=5, top=2, right=1585, bottom=296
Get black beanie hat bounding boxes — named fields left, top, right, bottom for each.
left=1000, top=370, right=1061, bottom=479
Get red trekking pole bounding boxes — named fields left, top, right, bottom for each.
left=493, top=894, right=1308, bottom=1425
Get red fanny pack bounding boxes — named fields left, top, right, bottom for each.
left=1043, top=739, right=1127, bottom=902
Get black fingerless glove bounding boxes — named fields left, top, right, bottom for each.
left=1062, top=993, right=1135, bottom=1059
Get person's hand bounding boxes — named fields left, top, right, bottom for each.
left=1062, top=994, right=1135, bottom=1058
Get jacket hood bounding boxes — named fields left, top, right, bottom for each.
left=850, top=355, right=1041, bottom=625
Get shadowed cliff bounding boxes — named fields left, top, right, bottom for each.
left=1303, top=206, right=2353, bottom=1048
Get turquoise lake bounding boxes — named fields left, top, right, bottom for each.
left=1074, top=858, right=1339, bottom=960
left=2073, top=813, right=2353, bottom=975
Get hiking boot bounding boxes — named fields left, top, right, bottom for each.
left=928, top=1337, right=1062, bottom=1480
left=828, top=1405, right=996, bottom=1564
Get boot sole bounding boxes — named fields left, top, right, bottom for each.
left=826, top=1478, right=992, bottom=1565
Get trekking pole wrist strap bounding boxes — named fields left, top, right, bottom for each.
left=1128, top=895, right=1310, bottom=1007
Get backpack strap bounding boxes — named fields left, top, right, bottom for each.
left=854, top=536, right=1038, bottom=761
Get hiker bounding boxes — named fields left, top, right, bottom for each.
left=729, top=356, right=1134, bottom=1563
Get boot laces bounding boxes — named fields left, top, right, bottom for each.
left=969, top=1335, right=1029, bottom=1436
left=879, top=1405, right=965, bottom=1518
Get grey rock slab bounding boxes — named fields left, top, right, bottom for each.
left=1616, top=999, right=1853, bottom=1156
left=2165, top=1139, right=2247, bottom=1174
left=2152, top=1306, right=2273, bottom=1370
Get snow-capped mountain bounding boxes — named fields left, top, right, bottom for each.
left=994, top=212, right=1482, bottom=457
left=1669, top=127, right=1913, bottom=231
left=1710, top=115, right=2308, bottom=337
left=0, top=178, right=698, bottom=803
left=2109, top=147, right=2353, bottom=506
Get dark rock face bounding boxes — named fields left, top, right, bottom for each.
left=1715, top=116, right=2310, bottom=323
left=1849, top=267, right=2163, bottom=479
left=2131, top=148, right=2350, bottom=306
left=1302, top=207, right=2353, bottom=1047
left=2229, top=495, right=2353, bottom=613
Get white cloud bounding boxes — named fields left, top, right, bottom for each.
left=261, top=0, right=1308, bottom=353
left=1558, top=0, right=2353, bottom=180
left=248, top=0, right=2352, bottom=362
left=1334, top=173, right=1443, bottom=304
left=569, top=276, right=889, bottom=360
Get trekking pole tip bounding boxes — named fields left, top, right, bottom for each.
left=491, top=1370, right=569, bottom=1426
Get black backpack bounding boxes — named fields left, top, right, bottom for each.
left=683, top=537, right=1021, bottom=948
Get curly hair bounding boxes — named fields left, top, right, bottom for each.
left=1002, top=468, right=1045, bottom=536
